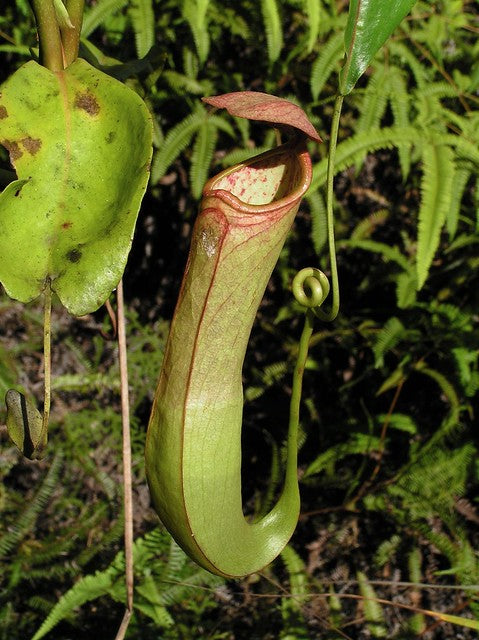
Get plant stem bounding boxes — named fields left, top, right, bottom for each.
left=41, top=279, right=52, bottom=447
left=286, top=310, right=315, bottom=477
left=323, top=93, right=344, bottom=322
left=29, top=0, right=64, bottom=71
left=63, top=0, right=84, bottom=66
left=115, top=280, right=134, bottom=640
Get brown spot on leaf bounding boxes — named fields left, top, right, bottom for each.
left=0, top=106, right=7, bottom=119
left=22, top=137, right=42, bottom=155
left=66, top=248, right=82, bottom=263
left=74, top=92, right=100, bottom=116
left=2, top=140, right=22, bottom=163
left=62, top=222, right=73, bottom=230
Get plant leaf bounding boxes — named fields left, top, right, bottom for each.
left=5, top=389, right=46, bottom=459
left=339, top=0, right=417, bottom=95
left=128, top=0, right=155, bottom=58
left=202, top=92, right=322, bottom=141
left=261, top=0, right=283, bottom=63
left=416, top=143, right=454, bottom=289
left=0, top=59, right=152, bottom=315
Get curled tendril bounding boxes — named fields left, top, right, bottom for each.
left=292, top=267, right=338, bottom=322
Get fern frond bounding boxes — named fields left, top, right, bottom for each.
left=306, top=189, right=327, bottom=254
left=357, top=571, right=387, bottom=637
left=392, top=444, right=475, bottom=520
left=164, top=538, right=188, bottom=582
left=31, top=566, right=120, bottom=640
left=387, top=66, right=411, bottom=179
left=133, top=593, right=174, bottom=627
left=376, top=413, right=417, bottom=434
left=244, top=361, right=288, bottom=402
left=373, top=317, right=406, bottom=368
left=373, top=534, right=401, bottom=568
left=414, top=364, right=462, bottom=448
left=128, top=0, right=155, bottom=58
left=261, top=0, right=283, bottom=63
left=280, top=545, right=308, bottom=634
left=304, top=433, right=382, bottom=478
left=388, top=40, right=428, bottom=88
left=0, top=454, right=63, bottom=558
left=81, top=0, right=129, bottom=37
left=190, top=120, right=218, bottom=199
left=341, top=238, right=413, bottom=274
left=446, top=164, right=471, bottom=237
left=414, top=81, right=461, bottom=100
left=416, top=143, right=455, bottom=289
left=356, top=65, right=389, bottom=135
left=350, top=209, right=389, bottom=241
left=162, top=70, right=205, bottom=95
left=395, top=271, right=417, bottom=308
left=150, top=108, right=205, bottom=183
left=281, top=545, right=307, bottom=592
left=310, top=31, right=344, bottom=100
left=452, top=347, right=479, bottom=398
left=311, top=126, right=421, bottom=190
left=304, top=0, right=320, bottom=53
left=155, top=565, right=223, bottom=607
left=182, top=0, right=211, bottom=64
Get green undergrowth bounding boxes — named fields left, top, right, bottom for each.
left=1, top=0, right=479, bottom=638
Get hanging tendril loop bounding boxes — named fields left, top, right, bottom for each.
left=292, top=267, right=337, bottom=321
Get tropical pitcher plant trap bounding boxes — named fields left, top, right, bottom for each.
left=146, top=91, right=327, bottom=577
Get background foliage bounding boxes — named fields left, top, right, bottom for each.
left=0, top=0, right=478, bottom=638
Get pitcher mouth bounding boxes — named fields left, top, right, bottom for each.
left=202, top=140, right=312, bottom=214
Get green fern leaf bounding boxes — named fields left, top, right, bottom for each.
left=311, top=126, right=421, bottom=190
left=280, top=545, right=308, bottom=637
left=150, top=109, right=205, bottom=183
left=446, top=165, right=471, bottom=237
left=395, top=271, right=417, bottom=308
left=416, top=81, right=461, bottom=101
left=310, top=31, right=344, bottom=100
left=134, top=595, right=174, bottom=627
left=388, top=40, right=428, bottom=88
left=190, top=120, right=218, bottom=199
left=342, top=238, right=413, bottom=274
left=374, top=534, right=401, bottom=568
left=304, top=0, right=320, bottom=53
left=350, top=209, right=389, bottom=241
left=162, top=70, right=205, bottom=95
left=416, top=143, right=455, bottom=289
left=182, top=0, right=211, bottom=64
left=31, top=567, right=119, bottom=640
left=387, top=66, right=411, bottom=179
left=128, top=0, right=155, bottom=58
left=261, top=0, right=283, bottom=63
left=376, top=413, right=417, bottom=434
left=304, top=433, right=382, bottom=478
left=164, top=538, right=188, bottom=581
left=306, top=190, right=327, bottom=254
left=444, top=134, right=479, bottom=166
left=0, top=454, right=63, bottom=558
left=81, top=0, right=129, bottom=37
left=452, top=347, right=479, bottom=398
left=356, top=65, right=390, bottom=135
left=373, top=317, right=406, bottom=368
left=357, top=571, right=387, bottom=637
